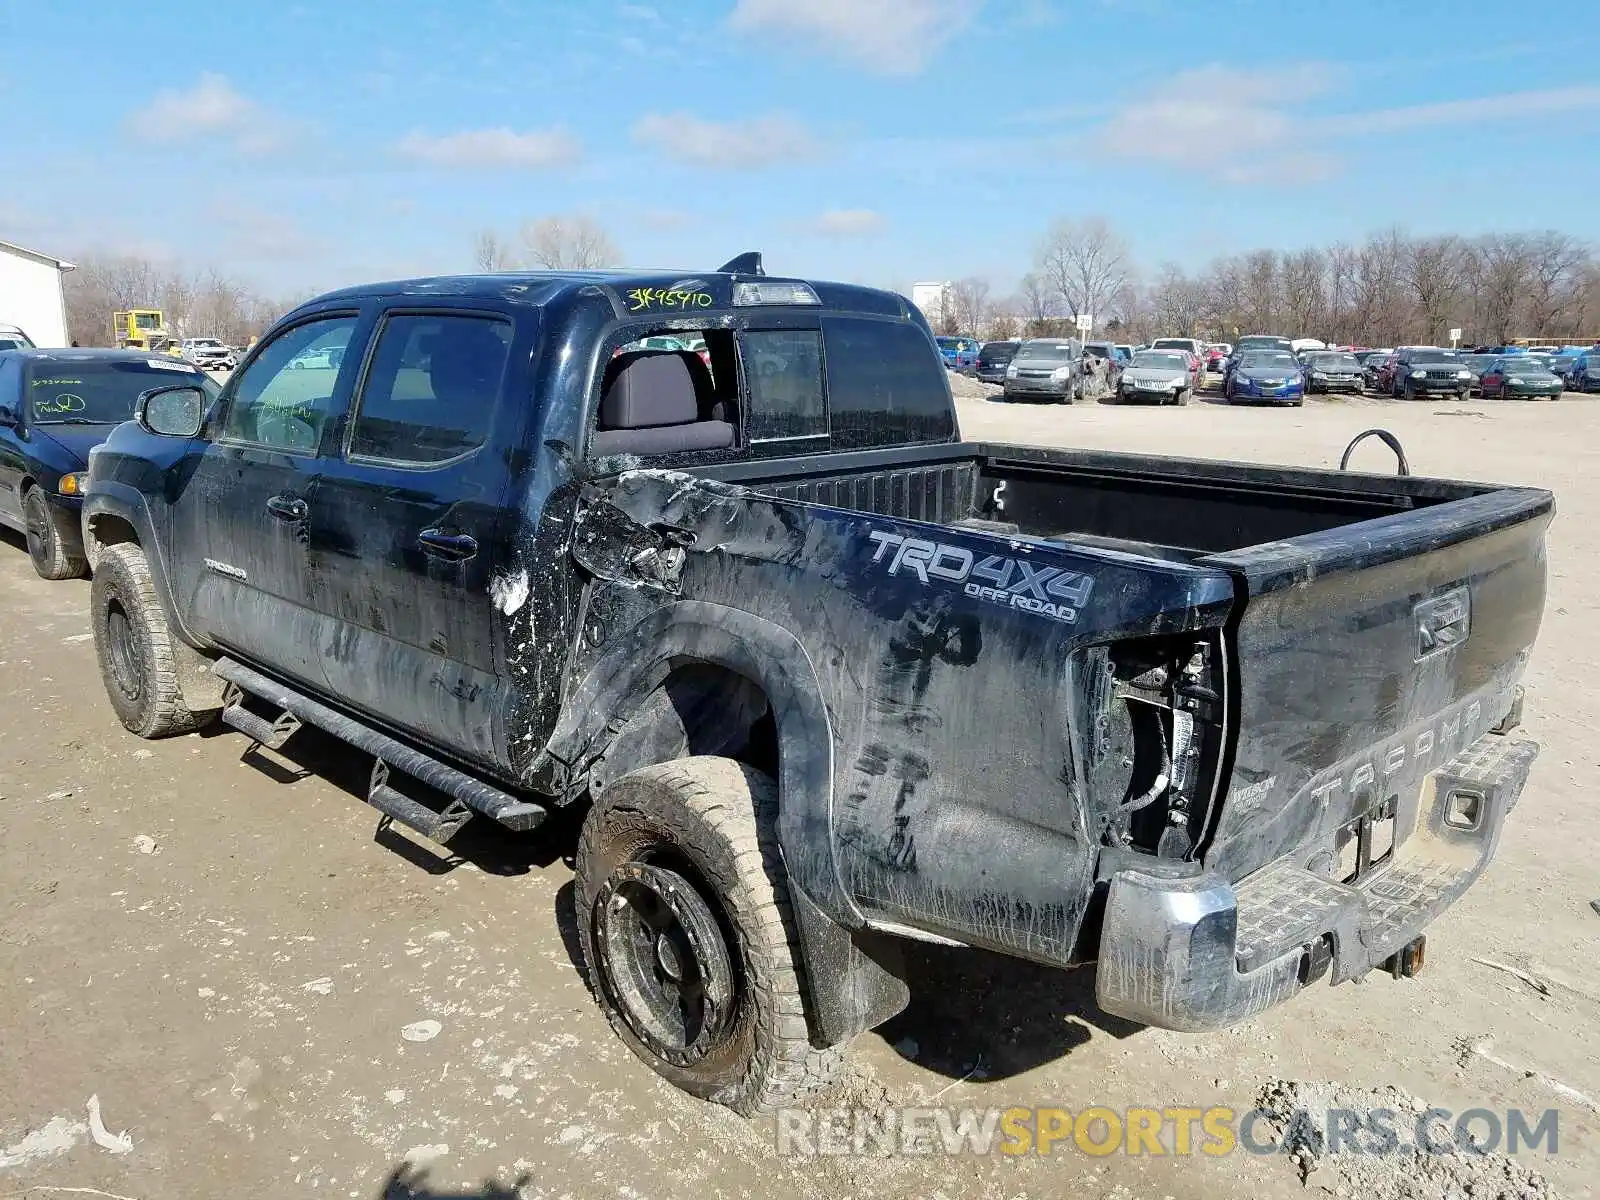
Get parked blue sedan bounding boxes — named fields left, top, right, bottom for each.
left=1223, top=349, right=1305, bottom=406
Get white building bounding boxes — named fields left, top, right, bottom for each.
left=910, top=281, right=952, bottom=326
left=0, top=239, right=75, bottom=347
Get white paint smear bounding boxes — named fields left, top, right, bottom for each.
left=489, top=569, right=530, bottom=615
left=86, top=1094, right=134, bottom=1155
left=401, top=1019, right=442, bottom=1043
left=0, top=1115, right=86, bottom=1170
left=402, top=1143, right=450, bottom=1164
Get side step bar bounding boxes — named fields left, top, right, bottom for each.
left=213, top=657, right=547, bottom=843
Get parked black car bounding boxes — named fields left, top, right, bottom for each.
left=0, top=349, right=217, bottom=578
left=1388, top=347, right=1474, bottom=399
left=974, top=339, right=1019, bottom=385
left=81, top=260, right=1548, bottom=1116
left=1300, top=351, right=1365, bottom=394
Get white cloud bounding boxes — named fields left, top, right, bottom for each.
left=618, top=2, right=661, bottom=19
left=1095, top=66, right=1600, bottom=185
left=395, top=127, right=582, bottom=170
left=805, top=209, right=887, bottom=237
left=630, top=112, right=816, bottom=169
left=728, top=0, right=980, bottom=75
left=127, top=73, right=294, bottom=155
left=1094, top=63, right=1334, bottom=172
left=1323, top=84, right=1600, bottom=135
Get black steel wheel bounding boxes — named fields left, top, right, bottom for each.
left=23, top=487, right=86, bottom=580
left=90, top=544, right=210, bottom=738
left=575, top=757, right=841, bottom=1113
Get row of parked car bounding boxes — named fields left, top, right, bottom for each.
left=942, top=331, right=1600, bottom=407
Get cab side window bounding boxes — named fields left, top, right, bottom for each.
left=349, top=314, right=511, bottom=465
left=223, top=315, right=359, bottom=453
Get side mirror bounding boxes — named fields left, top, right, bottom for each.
left=0, top=404, right=16, bottom=428
left=136, top=385, right=206, bottom=438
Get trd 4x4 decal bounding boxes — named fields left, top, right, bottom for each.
left=867, top=530, right=1094, bottom=624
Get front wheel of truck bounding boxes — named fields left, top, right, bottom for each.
left=575, top=756, right=841, bottom=1114
left=91, top=544, right=210, bottom=739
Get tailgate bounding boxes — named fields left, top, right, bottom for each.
left=1198, top=484, right=1552, bottom=880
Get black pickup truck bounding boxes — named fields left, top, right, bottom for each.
left=82, top=257, right=1550, bottom=1114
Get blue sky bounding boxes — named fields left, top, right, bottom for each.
left=4, top=0, right=1599, bottom=299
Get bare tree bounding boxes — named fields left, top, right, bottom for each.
left=520, top=215, right=620, bottom=270
left=982, top=306, right=1021, bottom=340
left=474, top=229, right=518, bottom=271
left=1405, top=236, right=1466, bottom=345
left=1522, top=231, right=1586, bottom=338
left=1281, top=248, right=1328, bottom=338
left=1034, top=216, right=1129, bottom=332
left=1017, top=272, right=1056, bottom=334
left=949, top=277, right=991, bottom=337
left=1149, top=264, right=1206, bottom=338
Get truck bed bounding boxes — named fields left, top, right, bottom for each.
left=705, top=440, right=1505, bottom=561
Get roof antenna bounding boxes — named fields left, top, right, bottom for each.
left=717, top=251, right=764, bottom=276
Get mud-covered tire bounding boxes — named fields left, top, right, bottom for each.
left=23, top=487, right=86, bottom=581
left=575, top=757, right=841, bottom=1114
left=91, top=543, right=208, bottom=738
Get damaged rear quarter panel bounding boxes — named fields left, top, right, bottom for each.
left=561, top=468, right=1235, bottom=965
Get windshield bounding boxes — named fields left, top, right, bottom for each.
left=1132, top=351, right=1188, bottom=369
left=0, top=338, right=31, bottom=353
left=1238, top=336, right=1290, bottom=351
left=1408, top=349, right=1461, bottom=364
left=1151, top=339, right=1194, bottom=351
left=1464, top=355, right=1496, bottom=370
left=1014, top=341, right=1078, bottom=363
left=1310, top=353, right=1360, bottom=369
left=977, top=342, right=1017, bottom=361
left=1241, top=352, right=1297, bottom=369
left=25, top=359, right=218, bottom=425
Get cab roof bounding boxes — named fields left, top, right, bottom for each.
left=307, top=268, right=910, bottom=319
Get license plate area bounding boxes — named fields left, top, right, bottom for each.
left=1335, top=797, right=1398, bottom=883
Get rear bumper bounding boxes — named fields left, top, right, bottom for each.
left=1095, top=731, right=1537, bottom=1031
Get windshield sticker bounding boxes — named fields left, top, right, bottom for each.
left=34, top=393, right=87, bottom=414
left=146, top=358, right=196, bottom=371
left=626, top=287, right=714, bottom=313
left=867, top=529, right=1094, bottom=624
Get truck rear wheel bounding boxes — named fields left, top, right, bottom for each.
left=91, top=544, right=209, bottom=739
left=575, top=757, right=840, bottom=1114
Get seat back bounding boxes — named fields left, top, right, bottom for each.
left=591, top=350, right=734, bottom=456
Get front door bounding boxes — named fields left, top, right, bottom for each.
left=173, top=312, right=365, bottom=690
left=307, top=307, right=524, bottom=768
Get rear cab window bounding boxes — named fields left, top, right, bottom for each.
left=585, top=287, right=953, bottom=463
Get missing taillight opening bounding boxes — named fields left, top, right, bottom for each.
left=1083, top=634, right=1227, bottom=860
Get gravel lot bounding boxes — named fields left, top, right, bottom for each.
left=2, top=380, right=1596, bottom=1199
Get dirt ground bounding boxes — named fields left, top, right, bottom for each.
left=3, top=383, right=1598, bottom=1200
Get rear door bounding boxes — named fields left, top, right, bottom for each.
left=305, top=305, right=527, bottom=768
left=176, top=311, right=367, bottom=690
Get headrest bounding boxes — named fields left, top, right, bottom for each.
left=600, top=350, right=699, bottom=429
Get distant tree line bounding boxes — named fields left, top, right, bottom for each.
left=64, top=253, right=310, bottom=347
left=930, top=220, right=1600, bottom=348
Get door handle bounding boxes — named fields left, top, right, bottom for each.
left=418, top=529, right=479, bottom=561
left=265, top=494, right=308, bottom=521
